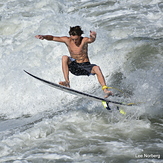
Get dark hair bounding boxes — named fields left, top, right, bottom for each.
left=69, top=26, right=84, bottom=36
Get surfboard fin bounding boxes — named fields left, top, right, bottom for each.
left=102, top=101, right=126, bottom=115
left=102, top=101, right=111, bottom=110
left=119, top=108, right=126, bottom=115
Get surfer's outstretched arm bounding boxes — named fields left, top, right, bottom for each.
left=35, top=35, right=69, bottom=43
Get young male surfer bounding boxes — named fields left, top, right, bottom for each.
left=35, top=26, right=112, bottom=97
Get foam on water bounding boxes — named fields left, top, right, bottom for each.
left=0, top=110, right=153, bottom=162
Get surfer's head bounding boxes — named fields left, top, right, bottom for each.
left=69, top=26, right=84, bottom=36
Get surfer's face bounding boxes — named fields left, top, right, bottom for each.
left=70, top=35, right=81, bottom=45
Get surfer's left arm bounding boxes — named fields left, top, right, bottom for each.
left=87, top=31, right=96, bottom=43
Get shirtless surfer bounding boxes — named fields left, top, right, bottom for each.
left=35, top=26, right=112, bottom=97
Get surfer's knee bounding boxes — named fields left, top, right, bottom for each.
left=62, top=55, right=69, bottom=62
left=92, top=65, right=101, bottom=74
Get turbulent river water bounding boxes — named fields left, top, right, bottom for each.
left=0, top=0, right=163, bottom=162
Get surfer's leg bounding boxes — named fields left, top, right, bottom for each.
left=91, top=66, right=113, bottom=98
left=59, top=55, right=70, bottom=87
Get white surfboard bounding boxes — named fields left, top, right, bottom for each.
left=24, top=70, right=136, bottom=114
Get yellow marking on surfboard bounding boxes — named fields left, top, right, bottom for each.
left=102, top=101, right=126, bottom=115
left=102, top=101, right=108, bottom=108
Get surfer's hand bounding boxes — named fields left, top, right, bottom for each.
left=35, top=35, right=44, bottom=40
left=90, top=31, right=96, bottom=38
left=104, top=90, right=113, bottom=98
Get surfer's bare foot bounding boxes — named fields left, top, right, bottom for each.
left=59, top=81, right=70, bottom=87
left=103, top=89, right=113, bottom=98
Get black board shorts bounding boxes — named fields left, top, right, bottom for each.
left=68, top=60, right=96, bottom=76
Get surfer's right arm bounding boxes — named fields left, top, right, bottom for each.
left=35, top=35, right=69, bottom=43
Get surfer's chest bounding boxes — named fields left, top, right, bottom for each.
left=68, top=44, right=84, bottom=53
left=68, top=42, right=87, bottom=53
